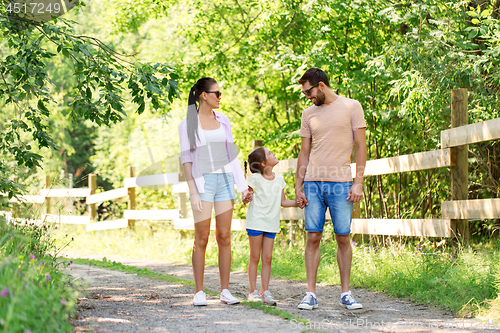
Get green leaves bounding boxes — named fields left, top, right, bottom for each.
left=0, top=11, right=180, bottom=195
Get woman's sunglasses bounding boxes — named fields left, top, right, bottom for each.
left=205, top=91, right=222, bottom=98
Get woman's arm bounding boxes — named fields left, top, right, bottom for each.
left=281, top=189, right=298, bottom=207
left=183, top=162, right=202, bottom=211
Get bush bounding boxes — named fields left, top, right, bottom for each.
left=0, top=218, right=78, bottom=332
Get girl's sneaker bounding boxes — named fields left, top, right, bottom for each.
left=248, top=290, right=262, bottom=302
left=193, top=290, right=207, bottom=306
left=220, top=289, right=240, bottom=305
left=261, top=290, right=277, bottom=306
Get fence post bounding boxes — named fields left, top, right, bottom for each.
left=68, top=173, right=73, bottom=213
left=45, top=175, right=51, bottom=215
left=128, top=166, right=136, bottom=229
left=88, top=174, right=97, bottom=221
left=451, top=88, right=469, bottom=244
left=252, top=140, right=263, bottom=150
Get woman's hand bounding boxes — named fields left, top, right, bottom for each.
left=242, top=187, right=253, bottom=204
left=190, top=193, right=203, bottom=211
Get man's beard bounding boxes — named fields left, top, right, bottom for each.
left=313, top=91, right=326, bottom=106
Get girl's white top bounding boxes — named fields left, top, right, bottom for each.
left=246, top=173, right=286, bottom=233
left=198, top=125, right=231, bottom=174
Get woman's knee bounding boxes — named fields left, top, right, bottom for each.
left=194, top=233, right=210, bottom=249
left=216, top=231, right=231, bottom=247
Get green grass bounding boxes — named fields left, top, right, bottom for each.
left=53, top=223, right=500, bottom=319
left=0, top=218, right=79, bottom=332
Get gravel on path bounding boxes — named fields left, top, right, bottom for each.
left=66, top=254, right=498, bottom=333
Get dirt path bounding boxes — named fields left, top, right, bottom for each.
left=66, top=254, right=498, bottom=332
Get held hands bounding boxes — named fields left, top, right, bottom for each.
left=346, top=182, right=363, bottom=203
left=295, top=188, right=308, bottom=209
left=190, top=193, right=203, bottom=211
left=242, top=187, right=254, bottom=204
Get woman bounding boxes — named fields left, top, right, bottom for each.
left=178, top=77, right=251, bottom=306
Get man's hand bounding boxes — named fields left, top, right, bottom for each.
left=295, top=188, right=308, bottom=209
left=347, top=183, right=363, bottom=203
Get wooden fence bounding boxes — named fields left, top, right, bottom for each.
left=2, top=89, right=499, bottom=240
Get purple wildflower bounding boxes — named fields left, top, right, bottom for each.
left=1, top=288, right=8, bottom=297
left=60, top=299, right=66, bottom=306
left=29, top=253, right=35, bottom=260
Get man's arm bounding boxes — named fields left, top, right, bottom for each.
left=347, top=128, right=367, bottom=203
left=295, top=137, right=311, bottom=208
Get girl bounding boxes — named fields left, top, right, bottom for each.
left=244, top=147, right=298, bottom=305
left=178, top=77, right=252, bottom=306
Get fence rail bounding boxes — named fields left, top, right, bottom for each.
left=2, top=89, right=499, bottom=241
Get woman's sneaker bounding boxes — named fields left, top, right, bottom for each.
left=193, top=290, right=207, bottom=306
left=297, top=293, right=318, bottom=310
left=339, top=291, right=363, bottom=310
left=248, top=290, right=262, bottom=302
left=220, top=289, right=240, bottom=305
left=261, top=290, right=277, bottom=306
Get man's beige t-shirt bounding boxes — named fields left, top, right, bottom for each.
left=299, top=96, right=366, bottom=182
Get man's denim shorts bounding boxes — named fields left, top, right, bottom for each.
left=304, top=181, right=353, bottom=235
left=197, top=173, right=235, bottom=203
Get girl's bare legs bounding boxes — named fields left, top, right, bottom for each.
left=214, top=199, right=234, bottom=291
left=248, top=234, right=263, bottom=292
left=260, top=236, right=275, bottom=293
left=192, top=201, right=213, bottom=293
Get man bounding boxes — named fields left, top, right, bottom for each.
left=295, top=68, right=367, bottom=310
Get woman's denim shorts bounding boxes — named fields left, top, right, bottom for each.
left=197, top=173, right=235, bottom=203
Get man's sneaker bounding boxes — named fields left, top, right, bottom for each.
left=297, top=293, right=318, bottom=310
left=261, top=290, right=277, bottom=306
left=340, top=291, right=363, bottom=310
left=193, top=290, right=207, bottom=306
left=248, top=290, right=262, bottom=302
left=220, top=289, right=240, bottom=305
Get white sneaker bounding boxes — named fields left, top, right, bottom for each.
left=248, top=290, right=262, bottom=302
left=261, top=290, right=277, bottom=306
left=220, top=289, right=240, bottom=305
left=193, top=290, right=207, bottom=306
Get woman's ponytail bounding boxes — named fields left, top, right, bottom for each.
left=187, top=86, right=199, bottom=152
left=185, top=77, right=217, bottom=152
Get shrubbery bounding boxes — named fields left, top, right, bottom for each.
left=0, top=217, right=78, bottom=332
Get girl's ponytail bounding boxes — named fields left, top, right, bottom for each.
left=244, top=160, right=248, bottom=179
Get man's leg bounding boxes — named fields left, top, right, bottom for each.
left=334, top=233, right=352, bottom=293
left=305, top=231, right=323, bottom=293
left=298, top=181, right=325, bottom=309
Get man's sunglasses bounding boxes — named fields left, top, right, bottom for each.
left=302, top=83, right=319, bottom=96
left=205, top=91, right=222, bottom=98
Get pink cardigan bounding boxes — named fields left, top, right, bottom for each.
left=178, top=110, right=247, bottom=193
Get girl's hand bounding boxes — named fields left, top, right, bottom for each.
left=190, top=193, right=203, bottom=211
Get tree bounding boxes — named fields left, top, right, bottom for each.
left=0, top=0, right=179, bottom=199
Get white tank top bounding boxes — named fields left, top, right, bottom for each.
left=198, top=125, right=231, bottom=174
